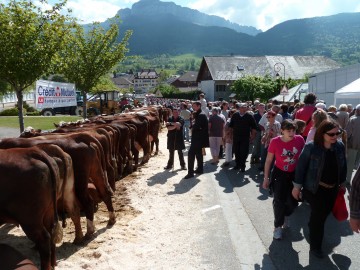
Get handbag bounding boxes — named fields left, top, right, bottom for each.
left=332, top=188, right=348, bottom=221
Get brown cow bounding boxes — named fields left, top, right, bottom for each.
left=0, top=132, right=115, bottom=239
left=103, top=114, right=151, bottom=165
left=0, top=146, right=62, bottom=270
left=36, top=144, right=83, bottom=244
left=50, top=121, right=131, bottom=180
left=135, top=109, right=161, bottom=155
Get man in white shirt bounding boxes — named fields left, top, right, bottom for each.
left=199, top=93, right=207, bottom=113
left=180, top=102, right=191, bottom=142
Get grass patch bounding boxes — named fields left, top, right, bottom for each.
left=0, top=116, right=82, bottom=130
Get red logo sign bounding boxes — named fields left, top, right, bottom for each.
left=38, top=97, right=44, bottom=103
left=55, top=86, right=61, bottom=96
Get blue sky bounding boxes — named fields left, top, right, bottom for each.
left=4, top=0, right=360, bottom=31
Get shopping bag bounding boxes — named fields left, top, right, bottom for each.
left=332, top=188, right=348, bottom=221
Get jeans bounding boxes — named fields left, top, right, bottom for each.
left=225, top=142, right=233, bottom=163
left=183, top=120, right=190, bottom=141
left=260, top=144, right=268, bottom=169
left=347, top=148, right=360, bottom=184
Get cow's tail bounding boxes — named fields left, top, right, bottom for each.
left=33, top=148, right=63, bottom=244
left=53, top=221, right=63, bottom=244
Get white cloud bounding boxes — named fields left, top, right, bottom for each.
left=66, top=0, right=122, bottom=23
left=187, top=0, right=360, bottom=31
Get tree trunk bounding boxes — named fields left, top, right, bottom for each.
left=16, top=89, right=25, bottom=133
left=82, top=91, right=87, bottom=119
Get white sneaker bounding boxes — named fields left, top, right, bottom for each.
left=273, top=227, right=283, bottom=240
left=282, top=216, right=290, bottom=229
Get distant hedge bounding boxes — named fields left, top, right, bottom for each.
left=162, top=90, right=202, bottom=100
left=0, top=108, right=20, bottom=116
left=1, top=101, right=39, bottom=116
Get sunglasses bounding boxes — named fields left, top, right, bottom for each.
left=266, top=116, right=274, bottom=118
left=325, top=131, right=342, bottom=137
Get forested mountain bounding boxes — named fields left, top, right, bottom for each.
left=117, top=0, right=261, bottom=36
left=255, top=13, right=360, bottom=65
left=94, top=0, right=360, bottom=65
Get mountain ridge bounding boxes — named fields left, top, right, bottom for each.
left=90, top=0, right=360, bottom=65
left=115, top=0, right=261, bottom=36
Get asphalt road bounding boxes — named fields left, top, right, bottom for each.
left=184, top=143, right=358, bottom=270
left=0, top=127, right=20, bottom=138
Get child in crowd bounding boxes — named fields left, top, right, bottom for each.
left=263, top=120, right=305, bottom=240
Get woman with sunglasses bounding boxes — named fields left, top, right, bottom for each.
left=292, top=119, right=347, bottom=258
left=263, top=120, right=305, bottom=240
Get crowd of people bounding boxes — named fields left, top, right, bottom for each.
left=163, top=92, right=360, bottom=259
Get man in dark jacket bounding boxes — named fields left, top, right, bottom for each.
left=229, top=102, right=257, bottom=172
left=164, top=108, right=186, bottom=170
left=184, top=101, right=209, bottom=179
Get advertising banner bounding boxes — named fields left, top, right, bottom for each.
left=35, top=80, right=77, bottom=109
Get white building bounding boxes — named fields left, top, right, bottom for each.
left=0, top=91, right=35, bottom=111
left=133, top=69, right=159, bottom=94
left=308, top=63, right=360, bottom=106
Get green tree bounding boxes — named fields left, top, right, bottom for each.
left=0, top=80, right=11, bottom=96
left=0, top=0, right=74, bottom=132
left=157, top=70, right=171, bottom=83
left=154, top=84, right=178, bottom=97
left=60, top=21, right=132, bottom=118
left=91, top=75, right=119, bottom=93
left=231, top=75, right=302, bottom=102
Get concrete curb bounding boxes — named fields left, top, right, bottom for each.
left=209, top=168, right=276, bottom=270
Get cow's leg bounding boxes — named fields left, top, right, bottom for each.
left=64, top=198, right=83, bottom=244
left=22, top=225, right=52, bottom=270
left=62, top=167, right=84, bottom=244
left=86, top=219, right=95, bottom=237
left=116, top=155, right=124, bottom=177
left=150, top=141, right=154, bottom=155
left=77, top=189, right=95, bottom=237
left=154, top=137, right=159, bottom=155
left=125, top=152, right=133, bottom=174
left=91, top=161, right=116, bottom=226
left=133, top=143, right=140, bottom=169
left=140, top=140, right=151, bottom=164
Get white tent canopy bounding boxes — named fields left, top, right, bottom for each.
left=271, top=83, right=308, bottom=103
left=334, top=78, right=360, bottom=106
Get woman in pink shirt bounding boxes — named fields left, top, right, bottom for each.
left=263, top=120, right=305, bottom=240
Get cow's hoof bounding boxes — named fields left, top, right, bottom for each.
left=73, top=237, right=84, bottom=245
left=84, top=232, right=95, bottom=240
left=107, top=219, right=116, bottom=227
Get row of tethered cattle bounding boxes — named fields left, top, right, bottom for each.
left=0, top=105, right=171, bottom=270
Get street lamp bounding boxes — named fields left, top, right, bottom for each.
left=273, top=62, right=285, bottom=80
